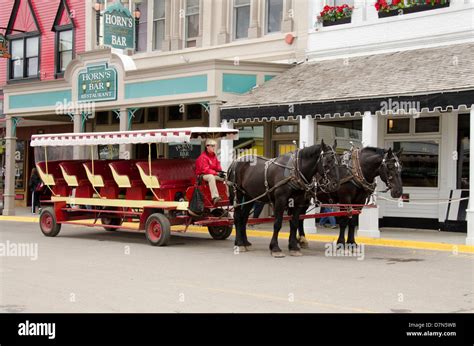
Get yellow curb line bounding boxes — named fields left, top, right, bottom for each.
left=1, top=215, right=473, bottom=254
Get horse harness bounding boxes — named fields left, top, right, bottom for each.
left=340, top=148, right=401, bottom=195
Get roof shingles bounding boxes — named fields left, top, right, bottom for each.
left=222, top=43, right=474, bottom=109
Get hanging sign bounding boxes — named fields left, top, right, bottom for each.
left=77, top=63, right=117, bottom=102
left=0, top=34, right=10, bottom=59
left=103, top=3, right=135, bottom=50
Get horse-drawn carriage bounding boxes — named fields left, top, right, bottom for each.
left=32, top=126, right=402, bottom=256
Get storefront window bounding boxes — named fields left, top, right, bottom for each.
left=274, top=124, right=298, bottom=134
left=387, top=118, right=410, bottom=134
left=168, top=106, right=183, bottom=121
left=132, top=109, right=145, bottom=124
left=318, top=120, right=362, bottom=153
left=415, top=117, right=440, bottom=133
left=148, top=107, right=159, bottom=122
left=15, top=140, right=26, bottom=190
left=457, top=114, right=469, bottom=189
left=96, top=111, right=109, bottom=125
left=393, top=140, right=439, bottom=187
left=187, top=104, right=202, bottom=120
left=234, top=125, right=264, bottom=156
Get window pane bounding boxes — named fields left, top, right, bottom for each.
left=186, top=0, right=199, bottom=14
left=153, top=19, right=164, bottom=50
left=168, top=105, right=183, bottom=121
left=235, top=5, right=250, bottom=39
left=394, top=141, right=439, bottom=187
left=26, top=37, right=39, bottom=57
left=187, top=104, right=202, bottom=120
left=132, top=109, right=145, bottom=123
left=274, top=124, right=298, bottom=133
left=387, top=118, right=410, bottom=134
left=137, top=0, right=148, bottom=52
left=96, top=111, right=109, bottom=125
left=153, top=0, right=165, bottom=19
left=11, top=39, right=24, bottom=58
left=457, top=114, right=469, bottom=189
left=60, top=51, right=72, bottom=71
left=415, top=117, right=440, bottom=133
left=148, top=107, right=159, bottom=122
left=234, top=126, right=264, bottom=156
left=27, top=57, right=38, bottom=76
left=267, top=0, right=283, bottom=33
left=59, top=30, right=73, bottom=52
left=12, top=59, right=23, bottom=78
left=187, top=13, right=199, bottom=39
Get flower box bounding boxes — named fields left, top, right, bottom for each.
left=323, top=17, right=352, bottom=27
left=376, top=0, right=450, bottom=18
left=319, top=4, right=353, bottom=27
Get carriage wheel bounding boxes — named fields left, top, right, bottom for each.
left=101, top=216, right=123, bottom=232
left=145, top=213, right=171, bottom=246
left=208, top=208, right=233, bottom=240
left=39, top=207, right=61, bottom=237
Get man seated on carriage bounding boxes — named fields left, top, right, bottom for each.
left=195, top=139, right=225, bottom=205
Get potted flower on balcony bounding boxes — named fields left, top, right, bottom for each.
left=319, top=4, right=354, bottom=27
left=376, top=0, right=450, bottom=18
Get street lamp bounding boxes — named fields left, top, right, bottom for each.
left=94, top=0, right=105, bottom=46
left=134, top=7, right=141, bottom=51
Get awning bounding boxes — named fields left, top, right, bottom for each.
left=221, top=43, right=474, bottom=122
left=30, top=127, right=239, bottom=147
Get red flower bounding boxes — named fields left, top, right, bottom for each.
left=392, top=0, right=401, bottom=5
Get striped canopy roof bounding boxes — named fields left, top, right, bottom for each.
left=30, top=127, right=239, bottom=147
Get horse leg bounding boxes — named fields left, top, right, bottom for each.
left=297, top=203, right=310, bottom=248
left=269, top=200, right=286, bottom=258
left=289, top=206, right=303, bottom=256
left=336, top=216, right=348, bottom=250
left=240, top=202, right=254, bottom=248
left=346, top=215, right=358, bottom=249
left=233, top=192, right=246, bottom=250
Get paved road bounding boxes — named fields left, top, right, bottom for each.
left=0, top=220, right=473, bottom=313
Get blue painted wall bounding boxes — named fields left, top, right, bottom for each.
left=9, top=90, right=72, bottom=109
left=264, top=75, right=276, bottom=82
left=222, top=73, right=257, bottom=94
left=125, top=74, right=208, bottom=99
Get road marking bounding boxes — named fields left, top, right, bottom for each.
left=178, top=282, right=377, bottom=313
left=1, top=215, right=473, bottom=254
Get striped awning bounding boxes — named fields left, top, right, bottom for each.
left=30, top=127, right=239, bottom=147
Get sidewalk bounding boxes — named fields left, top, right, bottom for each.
left=2, top=207, right=473, bottom=254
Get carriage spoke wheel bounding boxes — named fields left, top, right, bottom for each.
left=208, top=208, right=233, bottom=240
left=39, top=207, right=61, bottom=237
left=145, top=213, right=171, bottom=246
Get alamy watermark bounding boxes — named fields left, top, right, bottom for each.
left=0, top=240, right=38, bottom=261
left=324, top=242, right=365, bottom=261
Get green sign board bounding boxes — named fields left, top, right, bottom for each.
left=103, top=3, right=135, bottom=50
left=0, top=34, right=10, bottom=59
left=78, top=63, right=117, bottom=102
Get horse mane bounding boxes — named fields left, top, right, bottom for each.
left=298, top=144, right=322, bottom=159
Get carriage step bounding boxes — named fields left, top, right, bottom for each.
left=58, top=221, right=139, bottom=231
left=61, top=208, right=141, bottom=216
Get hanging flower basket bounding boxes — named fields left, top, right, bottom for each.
left=376, top=0, right=450, bottom=18
left=319, top=4, right=353, bottom=27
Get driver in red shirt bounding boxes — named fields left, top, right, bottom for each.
left=195, top=139, right=225, bottom=204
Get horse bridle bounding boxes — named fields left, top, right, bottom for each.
left=314, top=147, right=338, bottom=193
left=378, top=151, right=402, bottom=192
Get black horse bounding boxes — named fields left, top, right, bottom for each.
left=296, top=147, right=403, bottom=249
left=227, top=140, right=340, bottom=258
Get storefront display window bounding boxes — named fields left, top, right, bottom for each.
left=318, top=120, right=362, bottom=153
left=415, top=117, right=440, bottom=133
left=99, top=145, right=120, bottom=160
left=387, top=118, right=410, bottom=134
left=393, top=140, right=439, bottom=187
left=234, top=125, right=264, bottom=156
left=15, top=140, right=26, bottom=190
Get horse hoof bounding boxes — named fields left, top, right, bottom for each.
left=271, top=251, right=286, bottom=258
left=298, top=237, right=309, bottom=249
left=244, top=241, right=252, bottom=247
left=289, top=250, right=303, bottom=257
left=238, top=246, right=248, bottom=252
